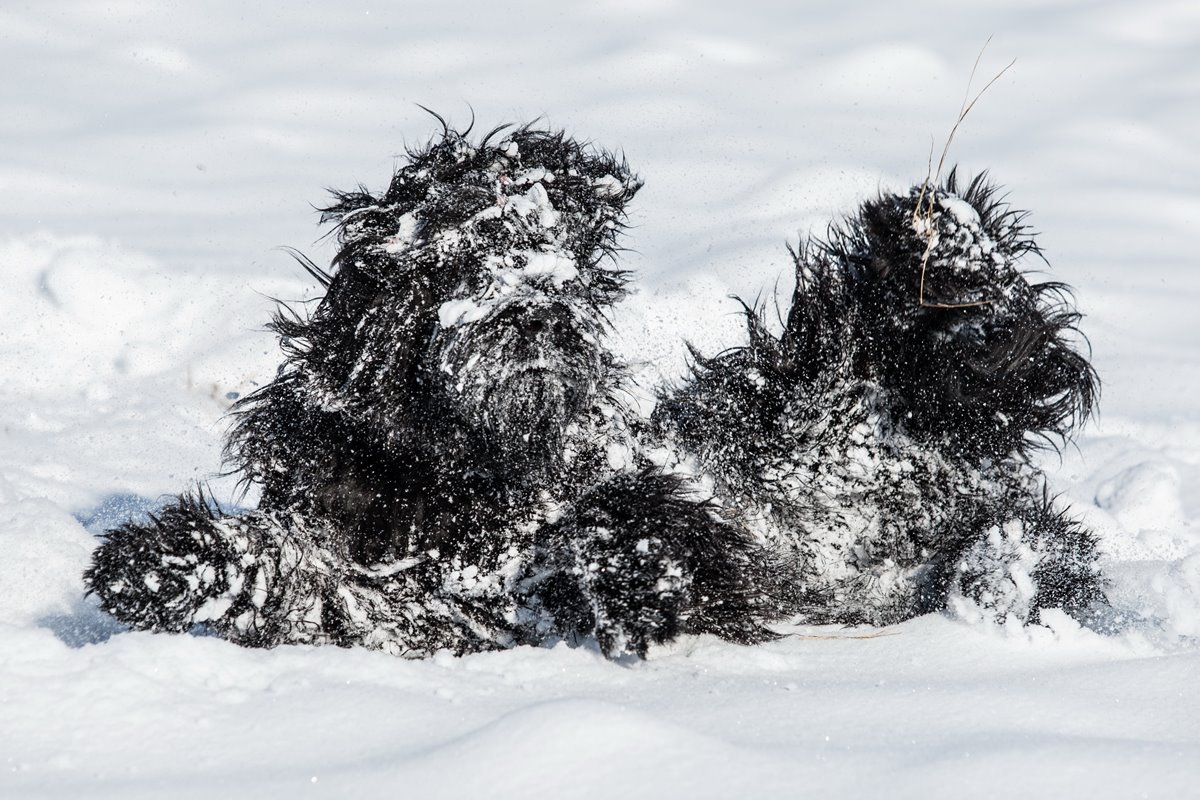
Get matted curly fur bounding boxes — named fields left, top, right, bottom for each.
left=652, top=169, right=1106, bottom=626
left=84, top=120, right=774, bottom=659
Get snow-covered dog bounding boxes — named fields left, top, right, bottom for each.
left=652, top=170, right=1107, bottom=627
left=85, top=122, right=773, bottom=658
left=86, top=120, right=1107, bottom=660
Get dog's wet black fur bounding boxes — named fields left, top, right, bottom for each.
left=85, top=123, right=1107, bottom=659
left=653, top=169, right=1105, bottom=626
left=86, top=122, right=774, bottom=658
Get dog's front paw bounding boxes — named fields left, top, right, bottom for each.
left=948, top=493, right=1107, bottom=625
left=524, top=470, right=775, bottom=658
left=85, top=493, right=246, bottom=633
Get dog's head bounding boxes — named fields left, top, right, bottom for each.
left=285, top=122, right=641, bottom=479
left=819, top=169, right=1098, bottom=458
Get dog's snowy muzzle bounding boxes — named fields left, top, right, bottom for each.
left=433, top=297, right=604, bottom=476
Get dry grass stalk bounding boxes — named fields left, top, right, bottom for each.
left=914, top=38, right=1016, bottom=309
left=789, top=629, right=900, bottom=641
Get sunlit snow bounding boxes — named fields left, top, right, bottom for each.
left=2, top=2, right=1198, bottom=798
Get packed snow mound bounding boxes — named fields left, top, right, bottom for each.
left=3, top=234, right=206, bottom=390
left=1095, top=461, right=1188, bottom=544
left=0, top=233, right=292, bottom=399
left=0, top=497, right=94, bottom=626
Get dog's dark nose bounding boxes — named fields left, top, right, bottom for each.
left=514, top=309, right=557, bottom=340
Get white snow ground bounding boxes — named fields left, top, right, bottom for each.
left=2, top=2, right=1199, bottom=797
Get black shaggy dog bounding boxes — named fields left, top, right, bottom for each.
left=652, top=170, right=1106, bottom=627
left=85, top=120, right=1107, bottom=660
left=85, top=122, right=774, bottom=658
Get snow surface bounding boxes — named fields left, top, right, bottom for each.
left=3, top=1, right=1199, bottom=797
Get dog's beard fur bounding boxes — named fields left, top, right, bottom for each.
left=434, top=292, right=609, bottom=478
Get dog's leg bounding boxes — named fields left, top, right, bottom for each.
left=86, top=494, right=303, bottom=643
left=947, top=490, right=1107, bottom=625
left=85, top=492, right=350, bottom=646
left=84, top=492, right=506, bottom=655
left=521, top=470, right=776, bottom=658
